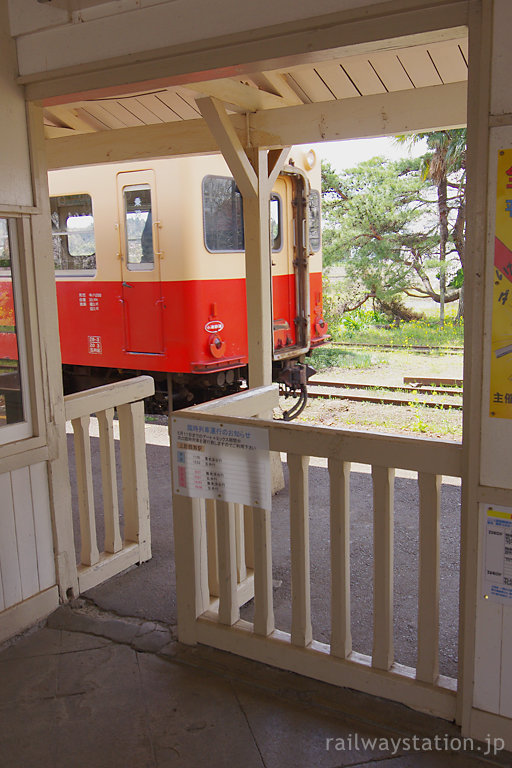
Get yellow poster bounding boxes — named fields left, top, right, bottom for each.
left=490, top=149, right=512, bottom=418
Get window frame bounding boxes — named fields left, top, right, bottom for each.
left=202, top=174, right=245, bottom=254
left=308, top=189, right=322, bottom=253
left=122, top=183, right=156, bottom=272
left=0, top=216, right=33, bottom=445
left=50, top=192, right=97, bottom=278
left=270, top=193, right=283, bottom=253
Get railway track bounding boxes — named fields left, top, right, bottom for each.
left=307, top=379, right=463, bottom=410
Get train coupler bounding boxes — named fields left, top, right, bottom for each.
left=275, top=361, right=316, bottom=421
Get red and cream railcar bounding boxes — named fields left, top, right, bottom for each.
left=3, top=149, right=328, bottom=411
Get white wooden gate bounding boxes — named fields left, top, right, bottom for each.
left=172, top=385, right=462, bottom=719
left=64, top=376, right=154, bottom=593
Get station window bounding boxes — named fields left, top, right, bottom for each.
left=0, top=218, right=32, bottom=443
left=203, top=176, right=244, bottom=252
left=270, top=194, right=282, bottom=252
left=308, top=189, right=321, bottom=253
left=51, top=194, right=96, bottom=273
left=123, top=184, right=154, bottom=270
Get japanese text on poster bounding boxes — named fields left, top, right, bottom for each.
left=482, top=505, right=512, bottom=603
left=171, top=417, right=271, bottom=509
left=490, top=150, right=512, bottom=417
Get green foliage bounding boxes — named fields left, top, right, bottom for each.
left=309, top=346, right=375, bottom=370
left=329, top=313, right=463, bottom=347
left=322, top=129, right=467, bottom=321
left=322, top=156, right=430, bottom=305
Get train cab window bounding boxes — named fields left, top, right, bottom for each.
left=270, top=194, right=282, bottom=252
left=308, top=189, right=321, bottom=253
left=0, top=218, right=32, bottom=443
left=123, top=184, right=154, bottom=270
left=203, top=176, right=244, bottom=252
left=50, top=194, right=96, bottom=273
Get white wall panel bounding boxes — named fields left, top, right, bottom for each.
left=500, top=608, right=512, bottom=717
left=30, top=463, right=57, bottom=591
left=11, top=467, right=40, bottom=600
left=0, top=473, right=23, bottom=609
left=0, top=3, right=33, bottom=207
left=0, top=464, right=56, bottom=613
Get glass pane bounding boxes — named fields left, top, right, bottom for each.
left=308, top=189, right=321, bottom=252
left=0, top=219, right=25, bottom=428
left=270, top=195, right=282, bottom=252
left=51, top=194, right=96, bottom=271
left=203, top=176, right=244, bottom=252
left=123, top=185, right=154, bottom=269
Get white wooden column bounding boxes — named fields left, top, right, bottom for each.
left=197, top=96, right=288, bottom=388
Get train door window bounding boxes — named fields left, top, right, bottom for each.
left=308, top=189, right=321, bottom=252
left=203, top=176, right=244, bottom=252
left=0, top=218, right=32, bottom=443
left=123, top=184, right=154, bottom=271
left=50, top=194, right=96, bottom=273
left=270, top=194, right=282, bottom=252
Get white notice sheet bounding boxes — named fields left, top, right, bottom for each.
left=171, top=416, right=271, bottom=509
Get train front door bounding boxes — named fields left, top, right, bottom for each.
left=271, top=172, right=309, bottom=356
left=117, top=170, right=165, bottom=354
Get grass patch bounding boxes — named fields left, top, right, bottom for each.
left=327, top=308, right=464, bottom=348
left=310, top=346, right=377, bottom=370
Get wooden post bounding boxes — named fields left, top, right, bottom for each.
left=372, top=465, right=395, bottom=671
left=196, top=96, right=288, bottom=388
left=97, top=408, right=122, bottom=554
left=72, top=416, right=99, bottom=567
left=289, top=453, right=312, bottom=647
left=329, top=457, right=352, bottom=659
left=118, top=400, right=151, bottom=561
left=417, top=472, right=440, bottom=684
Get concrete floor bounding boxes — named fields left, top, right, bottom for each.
left=1, top=605, right=511, bottom=768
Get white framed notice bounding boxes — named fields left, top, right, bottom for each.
left=171, top=416, right=271, bottom=509
left=482, top=504, right=512, bottom=604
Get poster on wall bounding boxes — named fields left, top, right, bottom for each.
left=490, top=149, right=512, bottom=418
left=171, top=416, right=271, bottom=509
left=482, top=505, right=512, bottom=604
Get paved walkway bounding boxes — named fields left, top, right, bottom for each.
left=1, top=602, right=510, bottom=768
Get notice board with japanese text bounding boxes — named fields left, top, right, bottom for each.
left=171, top=416, right=271, bottom=509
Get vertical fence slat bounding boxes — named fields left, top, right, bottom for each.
left=72, top=415, right=99, bottom=567
left=417, top=472, right=441, bottom=683
left=97, top=408, right=122, bottom=554
left=173, top=493, right=209, bottom=644
left=118, top=400, right=151, bottom=561
left=244, top=505, right=255, bottom=569
left=329, top=457, right=352, bottom=658
left=289, top=453, right=312, bottom=647
left=372, top=465, right=394, bottom=671
left=206, top=499, right=219, bottom=597
left=235, top=503, right=247, bottom=582
left=216, top=500, right=239, bottom=625
left=253, top=506, right=274, bottom=636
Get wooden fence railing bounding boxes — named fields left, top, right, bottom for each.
left=172, top=385, right=463, bottom=720
left=64, top=376, right=154, bottom=593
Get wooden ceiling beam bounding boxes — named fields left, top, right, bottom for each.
left=45, top=81, right=467, bottom=170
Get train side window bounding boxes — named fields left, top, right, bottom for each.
left=202, top=176, right=244, bottom=252
left=0, top=218, right=32, bottom=443
left=308, top=189, right=321, bottom=253
left=123, top=184, right=154, bottom=270
left=50, top=194, right=96, bottom=273
left=270, top=194, right=282, bottom=252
